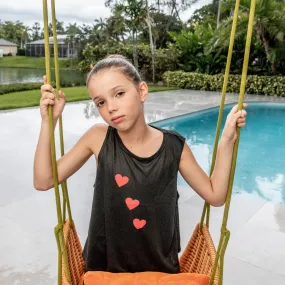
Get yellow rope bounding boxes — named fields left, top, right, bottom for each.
left=50, top=0, right=73, bottom=225
left=210, top=0, right=257, bottom=283
left=200, top=0, right=241, bottom=230
left=42, top=0, right=72, bottom=282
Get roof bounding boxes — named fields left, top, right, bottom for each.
left=27, top=34, right=69, bottom=45
left=0, top=39, right=17, bottom=46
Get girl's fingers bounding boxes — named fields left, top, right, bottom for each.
left=41, top=92, right=55, bottom=100
left=226, top=103, right=248, bottom=129
left=43, top=75, right=47, bottom=85
left=241, top=110, right=247, bottom=117
left=41, top=84, right=54, bottom=93
left=58, top=90, right=66, bottom=101
left=229, top=105, right=239, bottom=115
left=238, top=117, right=246, bottom=123
left=42, top=99, right=55, bottom=106
left=230, top=103, right=248, bottom=116
left=231, top=111, right=242, bottom=126
left=46, top=93, right=55, bottom=100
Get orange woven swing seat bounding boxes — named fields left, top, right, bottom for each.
left=180, top=223, right=219, bottom=285
left=62, top=220, right=85, bottom=285
left=62, top=220, right=218, bottom=285
left=83, top=271, right=209, bottom=285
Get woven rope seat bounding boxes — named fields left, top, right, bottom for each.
left=180, top=223, right=219, bottom=285
left=60, top=221, right=217, bottom=285
left=62, top=220, right=85, bottom=285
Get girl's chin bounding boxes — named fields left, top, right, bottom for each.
left=112, top=122, right=133, bottom=132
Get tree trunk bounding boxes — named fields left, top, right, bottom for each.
left=146, top=0, right=155, bottom=83
left=256, top=24, right=277, bottom=74
left=160, top=5, right=175, bottom=48
left=132, top=29, right=139, bottom=70
left=264, top=39, right=277, bottom=74
left=216, top=0, right=222, bottom=29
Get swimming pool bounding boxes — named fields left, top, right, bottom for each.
left=153, top=102, right=285, bottom=204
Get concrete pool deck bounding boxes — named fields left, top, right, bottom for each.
left=0, top=89, right=285, bottom=284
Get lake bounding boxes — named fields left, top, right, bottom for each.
left=0, top=67, right=86, bottom=85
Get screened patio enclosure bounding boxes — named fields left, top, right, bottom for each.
left=26, top=35, right=80, bottom=58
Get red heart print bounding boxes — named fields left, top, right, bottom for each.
left=133, top=219, right=146, bottom=229
left=115, top=174, right=129, bottom=187
left=125, top=198, right=140, bottom=210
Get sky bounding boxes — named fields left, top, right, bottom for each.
left=1, top=0, right=212, bottom=28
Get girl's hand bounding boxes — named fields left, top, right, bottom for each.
left=40, top=75, right=66, bottom=123
left=222, top=103, right=248, bottom=144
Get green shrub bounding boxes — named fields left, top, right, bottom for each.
left=0, top=83, right=42, bottom=95
left=163, top=71, right=285, bottom=96
left=17, top=49, right=26, bottom=56
left=0, top=81, right=84, bottom=95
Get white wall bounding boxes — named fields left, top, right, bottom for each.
left=0, top=46, right=17, bottom=56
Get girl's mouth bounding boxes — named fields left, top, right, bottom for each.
left=112, top=115, right=125, bottom=124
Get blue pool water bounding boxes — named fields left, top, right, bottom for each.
left=153, top=103, right=285, bottom=204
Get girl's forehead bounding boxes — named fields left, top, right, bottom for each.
left=89, top=76, right=133, bottom=99
left=92, top=68, right=126, bottom=81
left=90, top=70, right=133, bottom=90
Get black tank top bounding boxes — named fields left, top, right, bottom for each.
left=83, top=125, right=185, bottom=273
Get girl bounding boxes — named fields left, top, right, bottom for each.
left=34, top=55, right=247, bottom=274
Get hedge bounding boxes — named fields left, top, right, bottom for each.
left=3, top=71, right=285, bottom=96
left=0, top=81, right=84, bottom=95
left=163, top=71, right=285, bottom=96
left=17, top=49, right=26, bottom=56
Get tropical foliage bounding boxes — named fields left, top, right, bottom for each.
left=1, top=0, right=285, bottom=83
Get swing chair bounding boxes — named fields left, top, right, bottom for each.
left=42, top=0, right=256, bottom=284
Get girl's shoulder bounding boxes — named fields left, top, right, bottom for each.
left=84, top=123, right=109, bottom=159
left=151, top=126, right=186, bottom=161
left=165, top=129, right=185, bottom=142
left=152, top=125, right=185, bottom=145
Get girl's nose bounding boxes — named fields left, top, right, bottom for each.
left=107, top=101, right=118, bottom=113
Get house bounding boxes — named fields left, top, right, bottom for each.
left=0, top=39, right=18, bottom=56
left=25, top=35, right=80, bottom=58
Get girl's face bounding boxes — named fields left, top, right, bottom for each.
left=88, top=68, right=148, bottom=131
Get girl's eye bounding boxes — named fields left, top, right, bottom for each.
left=116, top=92, right=125, bottom=97
left=96, top=101, right=104, bottom=108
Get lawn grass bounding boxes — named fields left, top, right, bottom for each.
left=0, top=86, right=179, bottom=111
left=0, top=56, right=78, bottom=69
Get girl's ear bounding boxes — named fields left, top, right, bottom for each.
left=139, top=81, right=148, bottom=103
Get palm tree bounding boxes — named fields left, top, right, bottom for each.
left=145, top=0, right=156, bottom=82
left=32, top=22, right=41, bottom=41
left=210, top=0, right=285, bottom=74
left=90, top=19, right=108, bottom=44
left=94, top=17, right=107, bottom=31
left=21, top=26, right=31, bottom=48
left=212, top=0, right=222, bottom=28
left=106, top=11, right=127, bottom=42
left=114, top=0, right=146, bottom=70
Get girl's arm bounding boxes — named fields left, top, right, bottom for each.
left=33, top=76, right=107, bottom=191
left=179, top=103, right=247, bottom=207
left=179, top=139, right=234, bottom=206
left=34, top=123, right=107, bottom=191
left=33, top=121, right=94, bottom=191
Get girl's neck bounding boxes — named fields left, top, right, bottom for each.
left=117, top=115, right=151, bottom=146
